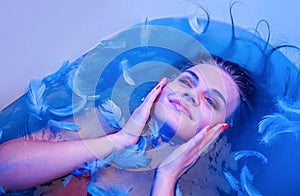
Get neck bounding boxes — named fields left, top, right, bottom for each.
left=148, top=116, right=185, bottom=146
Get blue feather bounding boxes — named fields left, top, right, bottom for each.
left=83, top=160, right=106, bottom=177
left=65, top=159, right=106, bottom=188
left=223, top=170, right=241, bottom=193
left=106, top=186, right=132, bottom=196
left=234, top=150, right=268, bottom=164
left=48, top=97, right=87, bottom=117
left=258, top=113, right=287, bottom=134
left=47, top=120, right=80, bottom=132
left=86, top=182, right=131, bottom=196
left=240, top=165, right=262, bottom=196
left=66, top=64, right=81, bottom=91
left=103, top=137, right=151, bottom=169
left=62, top=174, right=73, bottom=188
left=0, top=128, right=2, bottom=140
left=276, top=97, right=300, bottom=115
left=43, top=61, right=69, bottom=85
left=258, top=113, right=300, bottom=144
left=97, top=100, right=125, bottom=129
left=27, top=80, right=47, bottom=119
left=77, top=160, right=106, bottom=176
left=126, top=136, right=147, bottom=152
left=86, top=182, right=107, bottom=196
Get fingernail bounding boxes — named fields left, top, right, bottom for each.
left=207, top=126, right=212, bottom=131
left=159, top=77, right=167, bottom=83
left=220, top=124, right=229, bottom=133
left=155, top=85, right=161, bottom=90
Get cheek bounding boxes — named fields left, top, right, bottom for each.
left=194, top=107, right=224, bottom=130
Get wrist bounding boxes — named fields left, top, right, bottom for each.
left=107, top=131, right=137, bottom=150
left=152, top=170, right=177, bottom=196
left=155, top=169, right=177, bottom=185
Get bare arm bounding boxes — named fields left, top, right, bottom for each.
left=0, top=78, right=167, bottom=191
left=0, top=133, right=123, bottom=191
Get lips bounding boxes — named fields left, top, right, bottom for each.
left=168, top=96, right=192, bottom=120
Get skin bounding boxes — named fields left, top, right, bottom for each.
left=153, top=64, right=240, bottom=141
left=0, top=63, right=240, bottom=194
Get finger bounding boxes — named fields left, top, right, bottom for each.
left=130, top=77, right=167, bottom=123
left=193, top=126, right=211, bottom=142
left=159, top=126, right=209, bottom=169
left=181, top=126, right=210, bottom=154
left=139, top=77, right=168, bottom=111
left=206, top=123, right=228, bottom=141
left=197, top=123, right=229, bottom=155
left=122, top=77, right=167, bottom=136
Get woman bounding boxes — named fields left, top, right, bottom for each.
left=0, top=55, right=254, bottom=195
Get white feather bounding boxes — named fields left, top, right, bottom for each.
left=223, top=170, right=241, bottom=192
left=28, top=80, right=46, bottom=107
left=48, top=97, right=87, bottom=117
left=188, top=15, right=206, bottom=34
left=276, top=97, right=300, bottom=115
left=27, top=80, right=47, bottom=118
left=234, top=150, right=268, bottom=164
left=240, top=166, right=262, bottom=196
left=141, top=17, right=150, bottom=46
left=258, top=113, right=289, bottom=134
left=98, top=100, right=124, bottom=129
left=258, top=113, right=300, bottom=144
left=100, top=40, right=126, bottom=49
left=120, top=58, right=136, bottom=86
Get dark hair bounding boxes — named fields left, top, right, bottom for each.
left=208, top=55, right=255, bottom=104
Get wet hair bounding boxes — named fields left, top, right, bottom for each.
left=203, top=55, right=255, bottom=104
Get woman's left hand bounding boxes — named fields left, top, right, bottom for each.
left=156, top=123, right=229, bottom=182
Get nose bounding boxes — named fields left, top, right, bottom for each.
left=182, top=92, right=200, bottom=106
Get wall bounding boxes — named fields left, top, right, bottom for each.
left=0, top=0, right=299, bottom=109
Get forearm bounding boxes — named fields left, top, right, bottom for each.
left=0, top=133, right=125, bottom=191
left=151, top=171, right=177, bottom=196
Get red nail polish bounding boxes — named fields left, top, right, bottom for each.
left=159, top=77, right=166, bottom=83
left=155, top=85, right=161, bottom=90
left=207, top=126, right=212, bottom=131
left=221, top=124, right=229, bottom=133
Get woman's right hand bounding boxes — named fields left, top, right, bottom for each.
left=112, top=77, right=168, bottom=148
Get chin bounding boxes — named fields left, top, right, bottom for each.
left=153, top=103, right=183, bottom=130
left=153, top=106, right=197, bottom=142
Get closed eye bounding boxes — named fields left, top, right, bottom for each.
left=179, top=77, right=193, bottom=88
left=204, top=95, right=218, bottom=110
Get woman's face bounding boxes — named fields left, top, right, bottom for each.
left=153, top=63, right=240, bottom=141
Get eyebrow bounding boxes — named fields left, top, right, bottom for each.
left=185, top=70, right=199, bottom=86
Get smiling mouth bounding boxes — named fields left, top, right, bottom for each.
left=168, top=96, right=192, bottom=120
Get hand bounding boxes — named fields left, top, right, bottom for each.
left=113, top=77, right=168, bottom=148
left=156, top=123, right=229, bottom=181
